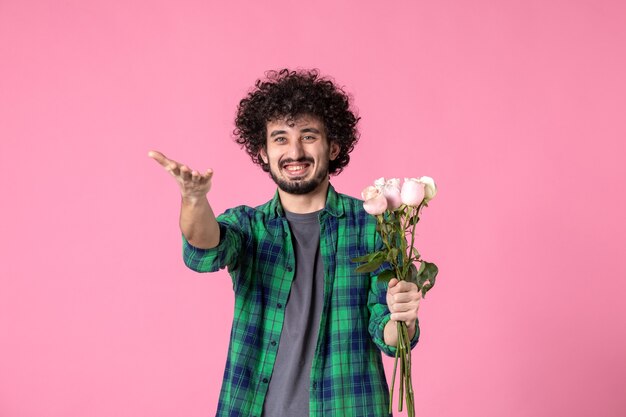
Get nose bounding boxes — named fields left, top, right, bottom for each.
left=287, top=139, right=305, bottom=159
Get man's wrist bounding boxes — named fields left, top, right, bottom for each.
left=181, top=194, right=207, bottom=206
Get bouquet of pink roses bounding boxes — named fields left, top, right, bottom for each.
left=353, top=177, right=438, bottom=417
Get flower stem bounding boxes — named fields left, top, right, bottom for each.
left=377, top=206, right=420, bottom=417
left=389, top=343, right=399, bottom=414
left=403, top=323, right=415, bottom=417
left=398, top=321, right=405, bottom=412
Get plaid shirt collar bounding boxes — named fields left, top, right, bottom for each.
left=266, top=182, right=345, bottom=220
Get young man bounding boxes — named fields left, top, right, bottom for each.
left=149, top=69, right=423, bottom=417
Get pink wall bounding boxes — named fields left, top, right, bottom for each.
left=1, top=0, right=625, bottom=416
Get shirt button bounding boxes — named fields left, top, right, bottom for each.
left=286, top=265, right=293, bottom=272
left=312, top=382, right=317, bottom=389
left=277, top=303, right=282, bottom=309
left=262, top=378, right=269, bottom=383
left=271, top=341, right=277, bottom=346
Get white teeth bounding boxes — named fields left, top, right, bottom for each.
left=285, top=165, right=306, bottom=171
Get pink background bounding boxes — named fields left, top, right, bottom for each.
left=1, top=0, right=625, bottom=416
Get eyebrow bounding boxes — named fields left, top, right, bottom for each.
left=269, top=127, right=321, bottom=137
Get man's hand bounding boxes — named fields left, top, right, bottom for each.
left=148, top=150, right=219, bottom=249
left=386, top=278, right=424, bottom=330
left=148, top=150, right=213, bottom=202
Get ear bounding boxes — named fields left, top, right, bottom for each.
left=259, top=147, right=268, bottom=164
left=329, top=142, right=340, bottom=161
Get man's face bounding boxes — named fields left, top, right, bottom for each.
left=260, top=114, right=340, bottom=195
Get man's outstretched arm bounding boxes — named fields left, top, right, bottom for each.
left=148, top=150, right=220, bottom=249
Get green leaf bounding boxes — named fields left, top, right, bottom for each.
left=386, top=248, right=399, bottom=263
left=351, top=250, right=384, bottom=264
left=417, top=262, right=438, bottom=297
left=372, top=251, right=386, bottom=261
left=404, top=263, right=418, bottom=284
left=350, top=254, right=368, bottom=263
left=420, top=261, right=438, bottom=282
left=355, top=257, right=384, bottom=273
left=376, top=269, right=396, bottom=283
left=351, top=254, right=371, bottom=263
left=417, top=260, right=426, bottom=276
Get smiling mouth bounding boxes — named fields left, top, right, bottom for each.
left=281, top=159, right=313, bottom=177
left=284, top=164, right=309, bottom=173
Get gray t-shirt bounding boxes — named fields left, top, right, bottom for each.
left=262, top=209, right=325, bottom=417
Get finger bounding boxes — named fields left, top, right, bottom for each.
left=196, top=171, right=213, bottom=186
left=388, top=281, right=417, bottom=297
left=179, top=165, right=192, bottom=181
left=391, top=302, right=418, bottom=313
left=148, top=150, right=171, bottom=167
left=150, top=151, right=182, bottom=177
left=391, top=311, right=418, bottom=322
left=165, top=161, right=180, bottom=176
left=394, top=281, right=418, bottom=293
left=388, top=278, right=399, bottom=288
left=390, top=292, right=420, bottom=304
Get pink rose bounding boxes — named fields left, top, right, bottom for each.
left=362, top=185, right=380, bottom=201
left=362, top=185, right=388, bottom=215
left=418, top=176, right=437, bottom=203
left=381, top=178, right=402, bottom=210
left=372, top=177, right=402, bottom=210
left=401, top=178, right=426, bottom=206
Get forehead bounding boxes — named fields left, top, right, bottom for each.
left=266, top=114, right=325, bottom=132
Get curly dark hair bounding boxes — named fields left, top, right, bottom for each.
left=233, top=68, right=360, bottom=175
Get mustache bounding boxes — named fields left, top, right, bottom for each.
left=280, top=157, right=314, bottom=168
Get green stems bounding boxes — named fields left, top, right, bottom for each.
left=376, top=207, right=422, bottom=417
left=389, top=321, right=415, bottom=417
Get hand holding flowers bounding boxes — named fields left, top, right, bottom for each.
left=386, top=278, right=423, bottom=329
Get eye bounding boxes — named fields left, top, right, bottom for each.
left=274, top=136, right=287, bottom=143
left=302, top=135, right=317, bottom=141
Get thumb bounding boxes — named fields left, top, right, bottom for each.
left=148, top=150, right=172, bottom=168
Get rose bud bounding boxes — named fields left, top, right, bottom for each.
left=418, top=176, right=437, bottom=204
left=401, top=178, right=426, bottom=206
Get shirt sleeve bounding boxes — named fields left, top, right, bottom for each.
left=182, top=207, right=250, bottom=273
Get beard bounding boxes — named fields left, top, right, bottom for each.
left=269, top=157, right=329, bottom=195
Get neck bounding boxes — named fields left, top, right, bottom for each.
left=278, top=179, right=330, bottom=214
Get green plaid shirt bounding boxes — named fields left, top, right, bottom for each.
left=182, top=184, right=419, bottom=417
